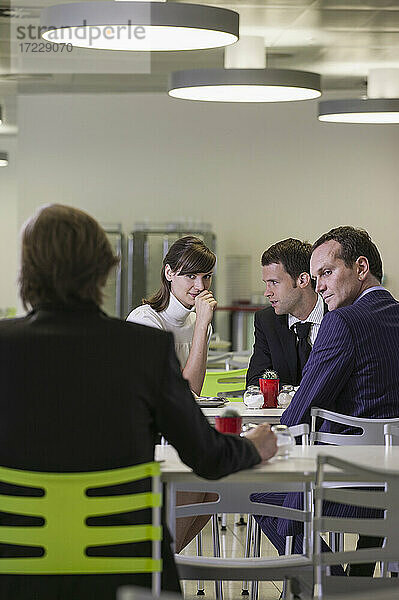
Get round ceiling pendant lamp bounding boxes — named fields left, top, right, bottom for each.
left=40, top=1, right=239, bottom=51
left=318, top=69, right=399, bottom=124
left=169, top=68, right=322, bottom=102
left=318, top=98, right=399, bottom=124
left=168, top=36, right=321, bottom=102
left=0, top=152, right=9, bottom=167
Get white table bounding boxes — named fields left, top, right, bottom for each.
left=157, top=444, right=399, bottom=546
left=200, top=401, right=283, bottom=425
left=157, top=444, right=399, bottom=483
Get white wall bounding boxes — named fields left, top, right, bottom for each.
left=7, top=93, right=399, bottom=314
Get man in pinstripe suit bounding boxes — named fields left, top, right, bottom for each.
left=254, top=226, right=399, bottom=575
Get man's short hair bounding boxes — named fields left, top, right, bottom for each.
left=19, top=204, right=119, bottom=309
left=261, top=238, right=313, bottom=283
left=312, top=226, right=383, bottom=283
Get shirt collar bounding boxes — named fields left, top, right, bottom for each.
left=288, top=293, right=324, bottom=329
left=160, top=292, right=194, bottom=326
left=355, top=285, right=386, bottom=303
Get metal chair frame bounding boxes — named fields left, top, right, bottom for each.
left=383, top=423, right=399, bottom=576
left=310, top=408, right=399, bottom=446
left=174, top=424, right=311, bottom=600
left=174, top=476, right=313, bottom=600
left=313, top=455, right=399, bottom=599
left=310, top=408, right=399, bottom=568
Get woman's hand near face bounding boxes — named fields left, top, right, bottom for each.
left=194, top=290, right=217, bottom=327
left=183, top=290, right=216, bottom=395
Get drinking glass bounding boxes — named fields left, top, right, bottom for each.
left=271, top=424, right=295, bottom=459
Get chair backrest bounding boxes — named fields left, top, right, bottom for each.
left=174, top=476, right=312, bottom=542
left=313, top=455, right=399, bottom=597
left=201, top=367, right=247, bottom=399
left=310, top=407, right=399, bottom=445
left=206, top=351, right=251, bottom=371
left=288, top=423, right=309, bottom=446
left=206, top=352, right=232, bottom=366
left=0, top=461, right=162, bottom=587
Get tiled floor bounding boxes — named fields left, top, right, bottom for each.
left=179, top=515, right=283, bottom=600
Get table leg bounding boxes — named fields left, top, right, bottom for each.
left=303, top=483, right=313, bottom=556
left=166, top=481, right=177, bottom=552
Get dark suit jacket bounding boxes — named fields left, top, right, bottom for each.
left=0, top=303, right=261, bottom=600
left=279, top=289, right=399, bottom=535
left=246, top=307, right=299, bottom=387
left=246, top=303, right=327, bottom=387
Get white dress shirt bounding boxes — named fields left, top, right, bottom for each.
left=288, top=293, right=324, bottom=347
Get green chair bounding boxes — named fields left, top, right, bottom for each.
left=201, top=367, right=247, bottom=401
left=0, top=461, right=162, bottom=594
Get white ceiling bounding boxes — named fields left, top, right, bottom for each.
left=0, top=0, right=399, bottom=127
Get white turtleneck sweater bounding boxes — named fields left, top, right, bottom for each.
left=126, top=293, right=212, bottom=368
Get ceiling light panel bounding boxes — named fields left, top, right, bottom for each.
left=41, top=2, right=239, bottom=51
left=169, top=68, right=321, bottom=102
left=319, top=98, right=399, bottom=123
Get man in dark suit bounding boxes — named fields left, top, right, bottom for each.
left=255, top=226, right=399, bottom=575
left=0, top=204, right=277, bottom=600
left=247, top=238, right=325, bottom=388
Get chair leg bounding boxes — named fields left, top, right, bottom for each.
left=250, top=521, right=261, bottom=600
left=236, top=513, right=246, bottom=526
left=329, top=531, right=341, bottom=552
left=212, top=514, right=223, bottom=600
left=196, top=531, right=205, bottom=595
left=339, top=533, right=344, bottom=552
left=285, top=535, right=293, bottom=554
left=281, top=537, right=294, bottom=600
left=284, top=579, right=293, bottom=600
left=242, top=514, right=252, bottom=595
left=221, top=513, right=227, bottom=532
left=326, top=532, right=340, bottom=576
left=253, top=521, right=261, bottom=557
left=212, top=514, right=221, bottom=557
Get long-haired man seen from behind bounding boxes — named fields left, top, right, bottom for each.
left=0, top=204, right=277, bottom=600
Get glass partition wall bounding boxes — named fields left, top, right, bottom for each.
left=102, top=225, right=123, bottom=318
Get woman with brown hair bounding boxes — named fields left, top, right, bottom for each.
left=127, top=236, right=217, bottom=396
left=127, top=236, right=218, bottom=551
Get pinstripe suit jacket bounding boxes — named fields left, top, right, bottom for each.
left=278, top=289, right=399, bottom=535
left=281, top=289, right=399, bottom=430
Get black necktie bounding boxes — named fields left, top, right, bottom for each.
left=293, top=321, right=312, bottom=380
